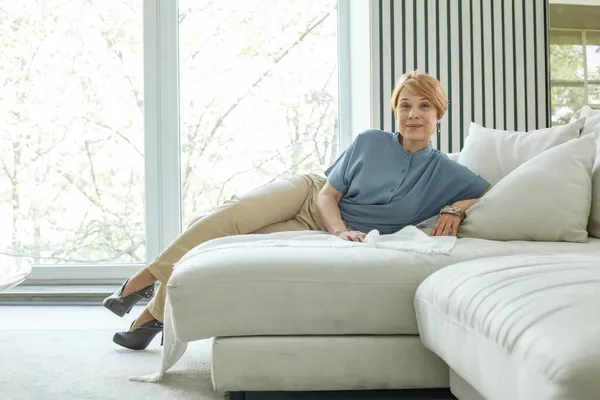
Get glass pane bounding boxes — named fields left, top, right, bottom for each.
left=0, top=1, right=145, bottom=264
left=585, top=31, right=600, bottom=81
left=589, top=85, right=600, bottom=104
left=179, top=0, right=339, bottom=226
left=550, top=85, right=586, bottom=125
left=550, top=30, right=585, bottom=81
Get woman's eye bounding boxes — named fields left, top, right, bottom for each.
left=421, top=103, right=430, bottom=108
left=401, top=104, right=410, bottom=109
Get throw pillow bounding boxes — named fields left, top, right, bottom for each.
left=458, top=118, right=585, bottom=186
left=571, top=107, right=600, bottom=238
left=458, top=134, right=597, bottom=242
left=570, top=105, right=600, bottom=123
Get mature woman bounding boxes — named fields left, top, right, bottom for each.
left=103, top=71, right=491, bottom=350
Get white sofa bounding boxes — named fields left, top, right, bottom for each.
left=159, top=108, right=600, bottom=399
left=165, top=232, right=600, bottom=396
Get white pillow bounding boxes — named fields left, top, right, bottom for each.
left=458, top=118, right=585, bottom=186
left=570, top=105, right=599, bottom=122
left=571, top=107, right=600, bottom=238
left=458, top=134, right=597, bottom=242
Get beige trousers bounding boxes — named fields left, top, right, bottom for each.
left=146, top=173, right=328, bottom=321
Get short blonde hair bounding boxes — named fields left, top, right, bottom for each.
left=391, top=71, right=448, bottom=120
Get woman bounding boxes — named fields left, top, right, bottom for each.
left=103, top=71, right=491, bottom=350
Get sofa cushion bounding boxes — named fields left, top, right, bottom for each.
left=415, top=253, right=600, bottom=400
left=570, top=106, right=600, bottom=239
left=458, top=118, right=585, bottom=186
left=458, top=134, right=596, bottom=242
left=166, top=230, right=600, bottom=342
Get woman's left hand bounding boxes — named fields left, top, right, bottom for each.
left=431, top=214, right=461, bottom=236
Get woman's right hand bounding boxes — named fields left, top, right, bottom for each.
left=336, top=230, right=366, bottom=242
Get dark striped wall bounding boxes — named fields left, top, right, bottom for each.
left=371, top=0, right=551, bottom=153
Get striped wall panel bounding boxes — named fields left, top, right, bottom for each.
left=371, top=0, right=551, bottom=153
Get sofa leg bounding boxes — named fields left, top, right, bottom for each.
left=226, top=391, right=245, bottom=400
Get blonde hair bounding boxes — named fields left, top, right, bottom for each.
left=390, top=71, right=448, bottom=120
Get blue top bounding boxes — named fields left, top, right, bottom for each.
left=324, top=129, right=491, bottom=234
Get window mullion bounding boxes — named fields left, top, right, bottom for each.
left=143, top=0, right=181, bottom=263
left=583, top=30, right=589, bottom=105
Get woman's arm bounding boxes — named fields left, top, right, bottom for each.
left=431, top=185, right=493, bottom=236
left=317, top=183, right=366, bottom=242
left=317, top=182, right=348, bottom=236
left=452, top=185, right=493, bottom=213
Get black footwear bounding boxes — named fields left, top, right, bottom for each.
left=113, top=319, right=164, bottom=350
left=102, top=279, right=155, bottom=317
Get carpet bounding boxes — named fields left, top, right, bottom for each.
left=0, top=328, right=456, bottom=400
left=0, top=329, right=221, bottom=400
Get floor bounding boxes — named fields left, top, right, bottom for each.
left=1, top=305, right=457, bottom=399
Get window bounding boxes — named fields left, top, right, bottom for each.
left=550, top=29, right=600, bottom=125
left=549, top=2, right=600, bottom=125
left=178, top=0, right=339, bottom=226
left=0, top=0, right=357, bottom=283
left=0, top=1, right=145, bottom=265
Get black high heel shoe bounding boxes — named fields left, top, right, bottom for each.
left=113, top=319, right=164, bottom=350
left=102, top=279, right=155, bottom=317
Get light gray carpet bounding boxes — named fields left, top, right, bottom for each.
left=0, top=328, right=456, bottom=400
left=0, top=307, right=455, bottom=400
left=0, top=329, right=222, bottom=400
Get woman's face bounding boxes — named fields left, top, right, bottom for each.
left=395, top=89, right=440, bottom=143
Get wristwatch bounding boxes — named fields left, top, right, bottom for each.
left=440, top=205, right=465, bottom=222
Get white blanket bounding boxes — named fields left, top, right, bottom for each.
left=183, top=225, right=456, bottom=256
left=253, top=226, right=456, bottom=254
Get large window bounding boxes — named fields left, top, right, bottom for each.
left=178, top=0, right=339, bottom=226
left=0, top=1, right=145, bottom=265
left=549, top=2, right=600, bottom=125
left=1, top=0, right=348, bottom=282
left=550, top=29, right=600, bottom=125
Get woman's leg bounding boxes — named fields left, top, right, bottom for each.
left=126, top=174, right=327, bottom=328
left=118, top=216, right=207, bottom=298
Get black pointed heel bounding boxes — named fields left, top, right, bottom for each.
left=113, top=319, right=164, bottom=350
left=102, top=278, right=155, bottom=317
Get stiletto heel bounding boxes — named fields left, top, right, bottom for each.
left=113, top=319, right=164, bottom=350
left=102, top=278, right=155, bottom=317
left=160, top=332, right=164, bottom=346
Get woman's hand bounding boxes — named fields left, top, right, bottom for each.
left=431, top=214, right=462, bottom=236
left=337, top=230, right=366, bottom=242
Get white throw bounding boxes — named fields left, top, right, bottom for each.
left=182, top=225, right=457, bottom=257
left=254, top=225, right=457, bottom=254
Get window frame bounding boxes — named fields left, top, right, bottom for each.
left=25, top=0, right=373, bottom=285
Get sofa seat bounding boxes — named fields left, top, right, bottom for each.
left=167, top=231, right=600, bottom=342
left=415, top=253, right=600, bottom=400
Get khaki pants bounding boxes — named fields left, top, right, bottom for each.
left=146, top=173, right=328, bottom=321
